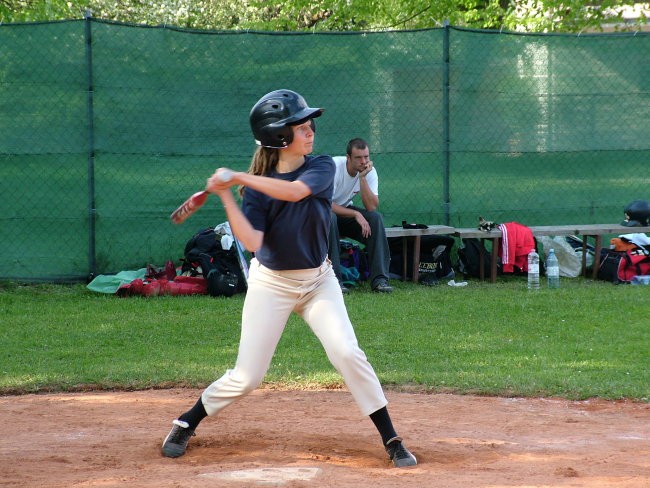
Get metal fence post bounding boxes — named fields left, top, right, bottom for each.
left=442, top=20, right=451, bottom=226
left=84, top=10, right=97, bottom=280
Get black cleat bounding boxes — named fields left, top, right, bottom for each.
left=162, top=419, right=195, bottom=458
left=385, top=436, right=417, bottom=468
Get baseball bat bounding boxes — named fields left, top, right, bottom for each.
left=233, top=237, right=249, bottom=286
left=170, top=169, right=233, bottom=225
left=170, top=191, right=209, bottom=225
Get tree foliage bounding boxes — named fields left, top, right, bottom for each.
left=0, top=0, right=647, bottom=33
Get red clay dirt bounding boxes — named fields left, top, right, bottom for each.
left=1, top=388, right=648, bottom=487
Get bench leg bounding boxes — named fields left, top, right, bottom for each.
left=478, top=239, right=486, bottom=280
left=478, top=238, right=499, bottom=282
left=401, top=237, right=408, bottom=281
left=412, top=236, right=422, bottom=283
left=459, top=234, right=499, bottom=282
left=491, top=237, right=500, bottom=283
left=582, top=236, right=588, bottom=277
left=592, top=235, right=602, bottom=280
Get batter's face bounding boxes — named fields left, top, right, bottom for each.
left=346, top=146, right=370, bottom=174
left=287, top=120, right=315, bottom=156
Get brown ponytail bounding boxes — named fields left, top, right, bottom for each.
left=238, top=146, right=279, bottom=197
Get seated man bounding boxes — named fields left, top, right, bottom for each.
left=329, top=138, right=392, bottom=293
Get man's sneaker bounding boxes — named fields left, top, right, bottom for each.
left=162, top=419, right=195, bottom=458
left=340, top=282, right=350, bottom=294
left=372, top=280, right=393, bottom=293
left=385, top=436, right=417, bottom=468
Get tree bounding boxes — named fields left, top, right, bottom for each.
left=0, top=0, right=646, bottom=33
left=0, top=0, right=88, bottom=22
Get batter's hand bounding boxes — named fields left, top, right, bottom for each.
left=207, top=167, right=236, bottom=193
left=355, top=212, right=371, bottom=238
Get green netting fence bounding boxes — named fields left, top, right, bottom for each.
left=1, top=19, right=649, bottom=281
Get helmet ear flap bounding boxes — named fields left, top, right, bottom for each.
left=256, top=122, right=294, bottom=148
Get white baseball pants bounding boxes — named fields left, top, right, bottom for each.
left=201, top=258, right=388, bottom=417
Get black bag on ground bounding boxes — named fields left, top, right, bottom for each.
left=456, top=238, right=500, bottom=278
left=182, top=227, right=246, bottom=296
left=597, top=248, right=623, bottom=283
left=597, top=247, right=650, bottom=284
left=456, top=237, right=546, bottom=278
left=388, top=234, right=455, bottom=283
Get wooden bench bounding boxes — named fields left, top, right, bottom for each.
left=385, top=225, right=455, bottom=282
left=454, top=224, right=650, bottom=283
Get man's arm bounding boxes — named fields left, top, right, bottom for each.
left=332, top=203, right=371, bottom=238
left=357, top=163, right=379, bottom=211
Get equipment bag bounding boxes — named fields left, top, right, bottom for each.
left=597, top=248, right=650, bottom=284
left=416, top=236, right=455, bottom=285
left=339, top=239, right=369, bottom=283
left=388, top=234, right=455, bottom=283
left=182, top=227, right=246, bottom=296
left=456, top=237, right=545, bottom=278
left=456, top=238, right=501, bottom=278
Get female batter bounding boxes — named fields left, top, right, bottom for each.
left=162, top=89, right=416, bottom=468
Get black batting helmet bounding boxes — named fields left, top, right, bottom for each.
left=206, top=269, right=239, bottom=297
left=249, top=89, right=323, bottom=148
left=621, top=199, right=650, bottom=227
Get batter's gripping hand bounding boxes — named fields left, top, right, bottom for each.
left=207, top=167, right=235, bottom=193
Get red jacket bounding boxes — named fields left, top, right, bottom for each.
left=498, top=222, right=535, bottom=273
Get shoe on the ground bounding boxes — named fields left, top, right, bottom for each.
left=372, top=280, right=393, bottom=293
left=162, top=419, right=195, bottom=458
left=385, top=436, right=417, bottom=468
left=340, top=282, right=350, bottom=294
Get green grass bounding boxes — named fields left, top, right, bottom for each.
left=0, top=278, right=648, bottom=401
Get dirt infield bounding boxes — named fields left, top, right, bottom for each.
left=1, top=388, right=648, bottom=487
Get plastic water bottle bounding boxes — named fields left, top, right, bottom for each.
left=546, top=248, right=560, bottom=289
left=527, top=249, right=540, bottom=290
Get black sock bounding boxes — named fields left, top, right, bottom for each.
left=369, top=406, right=398, bottom=446
left=178, top=396, right=208, bottom=430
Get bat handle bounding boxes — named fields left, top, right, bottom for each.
left=216, top=168, right=233, bottom=182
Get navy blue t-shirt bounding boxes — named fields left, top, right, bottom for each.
left=242, top=154, right=334, bottom=270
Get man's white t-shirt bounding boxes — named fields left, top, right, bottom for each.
left=331, top=156, right=379, bottom=207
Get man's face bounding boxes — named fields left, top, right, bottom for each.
left=347, top=146, right=370, bottom=173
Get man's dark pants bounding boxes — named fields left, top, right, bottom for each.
left=328, top=206, right=390, bottom=288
